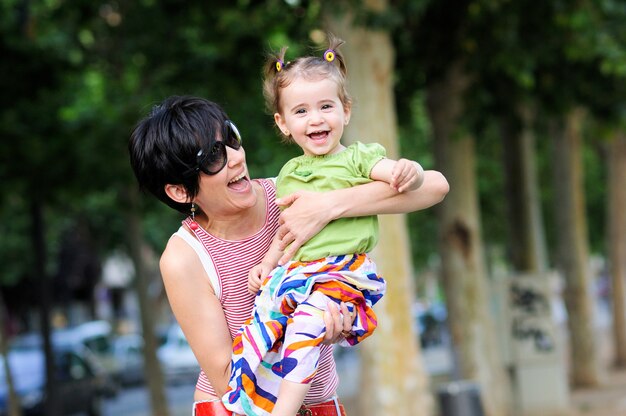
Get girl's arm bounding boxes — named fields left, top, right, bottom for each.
left=248, top=234, right=283, bottom=293
left=370, top=158, right=425, bottom=192
left=275, top=169, right=449, bottom=263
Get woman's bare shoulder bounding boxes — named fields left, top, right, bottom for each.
left=161, top=232, right=193, bottom=267
left=160, top=232, right=208, bottom=287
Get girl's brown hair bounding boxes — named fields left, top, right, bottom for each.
left=262, top=33, right=352, bottom=121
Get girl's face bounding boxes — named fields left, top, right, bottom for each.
left=274, top=77, right=351, bottom=157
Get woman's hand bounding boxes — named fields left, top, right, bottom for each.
left=322, top=302, right=354, bottom=345
left=275, top=171, right=449, bottom=264
left=275, top=191, right=338, bottom=264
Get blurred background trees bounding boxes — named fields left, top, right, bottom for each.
left=1, top=0, right=625, bottom=415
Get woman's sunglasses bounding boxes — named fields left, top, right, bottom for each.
left=193, top=120, right=242, bottom=176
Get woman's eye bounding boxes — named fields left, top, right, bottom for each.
left=210, top=145, right=221, bottom=156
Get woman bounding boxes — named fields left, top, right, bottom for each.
left=128, top=95, right=449, bottom=415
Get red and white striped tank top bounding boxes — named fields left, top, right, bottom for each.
left=176, top=179, right=339, bottom=402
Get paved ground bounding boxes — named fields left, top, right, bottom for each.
left=339, top=356, right=626, bottom=416
left=570, top=366, right=626, bottom=416
left=568, top=321, right=626, bottom=416
left=337, top=299, right=626, bottom=416
left=564, top=301, right=626, bottom=416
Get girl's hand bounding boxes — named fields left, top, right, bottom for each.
left=248, top=264, right=271, bottom=294
left=275, top=191, right=337, bottom=264
left=322, top=302, right=354, bottom=345
left=391, top=159, right=424, bottom=192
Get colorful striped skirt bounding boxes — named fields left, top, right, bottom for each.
left=223, top=253, right=386, bottom=416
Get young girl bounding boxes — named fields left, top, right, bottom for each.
left=223, top=35, right=426, bottom=416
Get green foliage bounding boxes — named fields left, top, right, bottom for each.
left=558, top=0, right=626, bottom=76
left=0, top=196, right=31, bottom=285
left=399, top=92, right=438, bottom=268
left=0, top=0, right=623, bottom=295
left=0, top=0, right=329, bottom=289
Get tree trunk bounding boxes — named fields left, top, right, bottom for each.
left=551, top=108, right=600, bottom=386
left=427, top=62, right=511, bottom=416
left=606, top=132, right=626, bottom=367
left=30, top=201, right=60, bottom=416
left=326, top=4, right=434, bottom=415
left=0, top=292, right=22, bottom=416
left=500, top=106, right=548, bottom=273
left=124, top=185, right=170, bottom=416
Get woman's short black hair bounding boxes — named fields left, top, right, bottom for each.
left=128, top=95, right=230, bottom=214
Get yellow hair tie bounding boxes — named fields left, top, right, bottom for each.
left=324, top=49, right=335, bottom=62
left=276, top=60, right=284, bottom=72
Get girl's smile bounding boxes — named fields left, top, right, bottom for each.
left=274, top=77, right=351, bottom=157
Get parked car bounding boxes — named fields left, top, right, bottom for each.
left=413, top=300, right=449, bottom=348
left=0, top=335, right=115, bottom=416
left=110, top=323, right=200, bottom=386
left=111, top=333, right=145, bottom=386
left=71, top=320, right=119, bottom=380
left=156, top=323, right=200, bottom=384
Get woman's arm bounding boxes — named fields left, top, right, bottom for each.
left=160, top=236, right=234, bottom=398
left=333, top=169, right=448, bottom=215
left=160, top=230, right=353, bottom=396
left=275, top=170, right=449, bottom=263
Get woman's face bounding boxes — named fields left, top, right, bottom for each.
left=194, top=142, right=258, bottom=218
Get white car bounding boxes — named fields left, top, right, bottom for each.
left=156, top=324, right=200, bottom=384
left=72, top=320, right=118, bottom=377
left=111, top=333, right=146, bottom=386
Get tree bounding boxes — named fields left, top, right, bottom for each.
left=559, top=0, right=626, bottom=370
left=606, top=132, right=626, bottom=366
left=551, top=108, right=600, bottom=386
left=0, top=2, right=87, bottom=413
left=0, top=291, right=21, bottom=416
left=500, top=106, right=548, bottom=272
left=326, top=1, right=435, bottom=414
left=465, top=0, right=553, bottom=274
left=536, top=0, right=626, bottom=385
left=398, top=1, right=513, bottom=414
left=426, top=64, right=511, bottom=416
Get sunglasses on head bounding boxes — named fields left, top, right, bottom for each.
left=192, top=120, right=242, bottom=176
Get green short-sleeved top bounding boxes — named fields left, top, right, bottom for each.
left=276, top=141, right=386, bottom=262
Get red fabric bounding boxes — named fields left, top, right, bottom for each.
left=193, top=398, right=347, bottom=416
left=193, top=400, right=233, bottom=416
left=298, top=399, right=347, bottom=416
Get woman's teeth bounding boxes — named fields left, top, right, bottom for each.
left=229, top=173, right=245, bottom=184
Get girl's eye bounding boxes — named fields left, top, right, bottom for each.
left=295, top=108, right=306, bottom=115
left=321, top=104, right=333, bottom=110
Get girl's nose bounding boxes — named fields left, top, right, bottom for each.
left=309, top=110, right=323, bottom=125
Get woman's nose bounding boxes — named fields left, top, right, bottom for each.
left=227, top=145, right=245, bottom=166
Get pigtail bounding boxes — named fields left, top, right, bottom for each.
left=262, top=34, right=352, bottom=117
left=264, top=46, right=288, bottom=79
left=322, top=33, right=348, bottom=79
left=262, top=46, right=289, bottom=115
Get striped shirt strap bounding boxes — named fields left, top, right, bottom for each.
left=172, top=227, right=221, bottom=298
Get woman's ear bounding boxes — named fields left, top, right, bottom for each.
left=274, top=113, right=289, bottom=137
left=164, top=184, right=190, bottom=204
